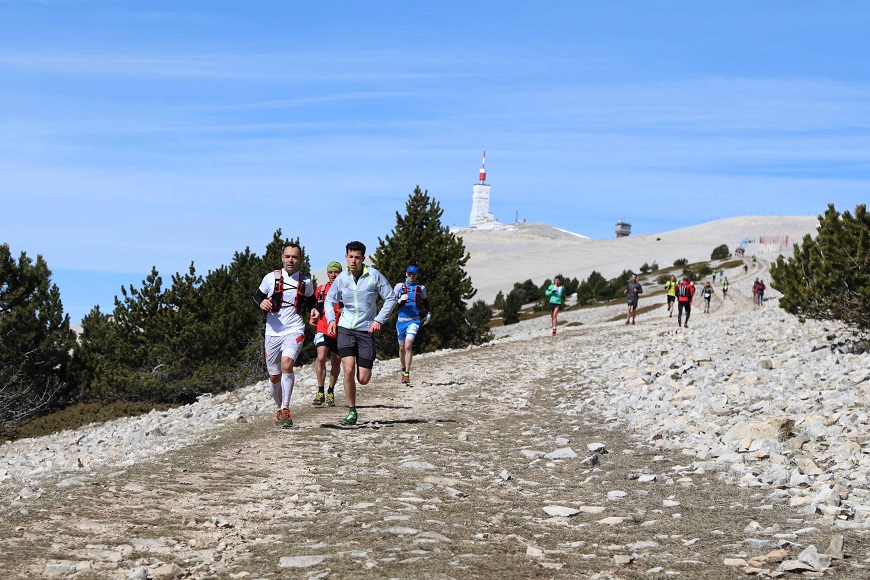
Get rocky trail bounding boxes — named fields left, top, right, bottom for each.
left=2, top=260, right=870, bottom=579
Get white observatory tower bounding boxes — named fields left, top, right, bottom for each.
left=469, top=151, right=494, bottom=227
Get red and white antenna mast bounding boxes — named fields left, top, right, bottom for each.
left=478, top=150, right=486, bottom=184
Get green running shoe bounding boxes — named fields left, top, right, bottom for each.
left=325, top=392, right=335, bottom=407
left=277, top=408, right=293, bottom=429
left=313, top=391, right=325, bottom=406
left=339, top=410, right=357, bottom=426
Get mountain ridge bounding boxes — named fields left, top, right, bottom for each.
left=458, top=216, right=818, bottom=303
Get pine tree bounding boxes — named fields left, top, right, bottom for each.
left=711, top=244, right=730, bottom=260
left=73, top=230, right=315, bottom=403
left=372, top=186, right=476, bottom=354
left=771, top=204, right=870, bottom=329
left=0, top=244, right=76, bottom=427
left=465, top=300, right=494, bottom=343
left=501, top=289, right=523, bottom=325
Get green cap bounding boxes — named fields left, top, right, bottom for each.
left=327, top=261, right=343, bottom=272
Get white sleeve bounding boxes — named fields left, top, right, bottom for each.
left=259, top=273, right=274, bottom=296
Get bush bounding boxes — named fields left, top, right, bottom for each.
left=564, top=276, right=580, bottom=296
left=651, top=262, right=659, bottom=272
left=575, top=271, right=610, bottom=305
left=501, top=289, right=523, bottom=325
left=639, top=262, right=651, bottom=274
left=493, top=291, right=505, bottom=310
left=711, top=244, right=730, bottom=260
left=513, top=279, right=541, bottom=304
left=771, top=204, right=870, bottom=329
left=607, top=270, right=633, bottom=298
left=465, top=300, right=494, bottom=344
left=673, top=258, right=688, bottom=267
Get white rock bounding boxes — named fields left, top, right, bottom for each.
left=798, top=544, right=831, bottom=571
left=278, top=555, right=327, bottom=568
left=544, top=447, right=577, bottom=460
left=542, top=505, right=580, bottom=517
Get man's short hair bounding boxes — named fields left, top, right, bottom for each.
left=284, top=242, right=301, bottom=252
left=346, top=241, right=366, bottom=254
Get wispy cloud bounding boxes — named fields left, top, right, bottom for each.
left=0, top=50, right=474, bottom=82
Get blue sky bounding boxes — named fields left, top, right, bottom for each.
left=2, top=1, right=869, bottom=324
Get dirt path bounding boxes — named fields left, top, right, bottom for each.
left=2, top=297, right=867, bottom=578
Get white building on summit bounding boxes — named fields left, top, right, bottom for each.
left=469, top=151, right=497, bottom=227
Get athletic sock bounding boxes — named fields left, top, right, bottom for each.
left=270, top=380, right=281, bottom=407
left=317, top=386, right=325, bottom=393
left=281, top=372, right=295, bottom=408
left=327, top=387, right=334, bottom=394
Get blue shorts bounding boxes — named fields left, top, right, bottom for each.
left=397, top=319, right=421, bottom=342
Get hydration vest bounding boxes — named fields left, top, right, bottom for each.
left=401, top=281, right=422, bottom=307
left=272, top=270, right=307, bottom=315
left=315, top=282, right=343, bottom=312
left=678, top=281, right=690, bottom=298
left=315, top=283, right=329, bottom=304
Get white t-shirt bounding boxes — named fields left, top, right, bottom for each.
left=258, top=270, right=314, bottom=337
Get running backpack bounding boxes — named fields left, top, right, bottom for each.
left=678, top=282, right=690, bottom=298
left=401, top=282, right=422, bottom=307
left=272, top=270, right=307, bottom=315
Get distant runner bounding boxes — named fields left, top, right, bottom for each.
left=676, top=275, right=695, bottom=328
left=702, top=281, right=714, bottom=313
left=722, top=277, right=729, bottom=298
left=394, top=265, right=430, bottom=385
left=545, top=275, right=566, bottom=335
left=252, top=243, right=315, bottom=429
left=755, top=279, right=766, bottom=306
left=664, top=274, right=677, bottom=317
left=625, top=273, right=643, bottom=325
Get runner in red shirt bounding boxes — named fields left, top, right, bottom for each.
left=676, top=276, right=695, bottom=328
left=309, top=261, right=343, bottom=407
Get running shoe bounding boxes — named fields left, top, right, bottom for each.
left=401, top=372, right=410, bottom=384
left=551, top=327, right=556, bottom=336
left=313, top=391, right=325, bottom=406
left=279, top=408, right=293, bottom=429
left=274, top=409, right=283, bottom=427
left=325, top=392, right=335, bottom=407
left=339, top=410, right=357, bottom=426
left=683, top=323, right=689, bottom=328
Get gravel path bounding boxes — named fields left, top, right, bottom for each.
left=1, top=260, right=869, bottom=578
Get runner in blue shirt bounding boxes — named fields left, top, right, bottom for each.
left=393, top=265, right=430, bottom=385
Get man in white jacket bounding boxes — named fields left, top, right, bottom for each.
left=323, top=241, right=397, bottom=426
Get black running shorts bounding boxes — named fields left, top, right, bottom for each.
left=337, top=326, right=375, bottom=369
